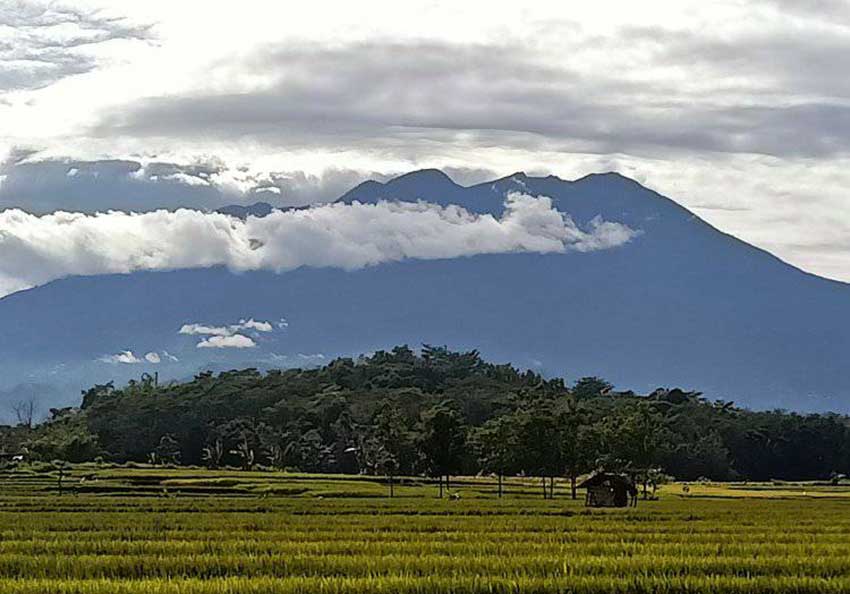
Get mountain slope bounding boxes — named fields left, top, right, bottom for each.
left=1, top=170, right=848, bottom=414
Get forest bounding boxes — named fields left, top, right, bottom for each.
left=3, top=345, right=850, bottom=488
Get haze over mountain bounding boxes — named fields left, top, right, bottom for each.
left=1, top=169, right=848, bottom=417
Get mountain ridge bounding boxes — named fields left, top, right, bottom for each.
left=1, top=168, right=848, bottom=415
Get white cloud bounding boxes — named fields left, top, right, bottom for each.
left=0, top=194, right=637, bottom=297
left=99, top=350, right=142, bottom=364
left=179, top=323, right=233, bottom=337
left=180, top=317, right=276, bottom=349
left=179, top=318, right=274, bottom=337
left=265, top=352, right=326, bottom=367
left=238, top=318, right=273, bottom=332
left=98, top=349, right=177, bottom=364
left=197, top=334, right=257, bottom=349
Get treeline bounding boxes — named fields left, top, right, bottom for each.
left=3, top=345, right=850, bottom=487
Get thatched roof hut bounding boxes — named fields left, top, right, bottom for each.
left=578, top=472, right=638, bottom=507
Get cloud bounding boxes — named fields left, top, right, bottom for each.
left=98, top=350, right=141, bottom=364
left=0, top=194, right=638, bottom=298
left=265, top=352, right=326, bottom=367
left=180, top=318, right=276, bottom=349
left=239, top=319, right=273, bottom=332
left=197, top=334, right=256, bottom=349
left=179, top=323, right=233, bottom=337
left=0, top=1, right=153, bottom=92
left=179, top=318, right=274, bottom=337
left=91, top=36, right=850, bottom=160
left=0, top=157, right=394, bottom=213
left=98, top=349, right=177, bottom=364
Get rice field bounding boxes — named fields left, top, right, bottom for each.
left=3, top=466, right=850, bottom=593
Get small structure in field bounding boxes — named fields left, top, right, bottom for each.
left=579, top=472, right=638, bottom=508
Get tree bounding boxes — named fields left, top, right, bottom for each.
left=471, top=415, right=517, bottom=497
left=556, top=405, right=600, bottom=499
left=514, top=400, right=561, bottom=499
left=418, top=401, right=466, bottom=497
left=367, top=400, right=413, bottom=497
left=152, top=434, right=181, bottom=465
left=202, top=438, right=224, bottom=469
left=230, top=436, right=255, bottom=471
left=52, top=460, right=71, bottom=495
left=573, top=377, right=614, bottom=400
left=601, top=403, right=667, bottom=498
left=12, top=397, right=38, bottom=428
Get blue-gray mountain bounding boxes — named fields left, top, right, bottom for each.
left=1, top=169, right=848, bottom=416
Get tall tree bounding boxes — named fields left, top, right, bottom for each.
left=368, top=400, right=413, bottom=497
left=12, top=397, right=38, bottom=428
left=471, top=414, right=517, bottom=498
left=418, top=400, right=466, bottom=497
left=556, top=404, right=600, bottom=499
left=514, top=400, right=561, bottom=499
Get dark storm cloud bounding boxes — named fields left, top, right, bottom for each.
left=0, top=155, right=396, bottom=213
left=91, top=35, right=850, bottom=160
left=0, top=0, right=153, bottom=91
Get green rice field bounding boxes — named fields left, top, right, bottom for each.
left=3, top=466, right=850, bottom=593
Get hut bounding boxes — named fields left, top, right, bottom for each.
left=578, top=472, right=638, bottom=508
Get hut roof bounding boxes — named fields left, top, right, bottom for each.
left=577, top=472, right=635, bottom=490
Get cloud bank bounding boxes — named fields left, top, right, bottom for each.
left=0, top=194, right=638, bottom=298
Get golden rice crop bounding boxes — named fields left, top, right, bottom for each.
left=2, top=468, right=850, bottom=593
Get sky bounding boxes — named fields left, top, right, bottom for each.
left=1, top=0, right=849, bottom=281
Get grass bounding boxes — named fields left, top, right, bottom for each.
left=2, top=466, right=850, bottom=592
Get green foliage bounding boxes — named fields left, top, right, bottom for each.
left=7, top=345, right=850, bottom=482
left=418, top=400, right=467, bottom=478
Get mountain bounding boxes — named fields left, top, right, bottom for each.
left=215, top=201, right=275, bottom=219
left=1, top=169, right=849, bottom=417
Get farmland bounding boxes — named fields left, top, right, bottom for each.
left=3, top=467, right=850, bottom=593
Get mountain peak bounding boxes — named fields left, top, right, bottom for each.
left=386, top=168, right=459, bottom=188
left=216, top=202, right=275, bottom=219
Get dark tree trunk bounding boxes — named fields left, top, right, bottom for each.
left=542, top=477, right=547, bottom=499
left=498, top=473, right=503, bottom=498
left=438, top=475, right=443, bottom=498
left=388, top=474, right=394, bottom=498
left=570, top=474, right=577, bottom=500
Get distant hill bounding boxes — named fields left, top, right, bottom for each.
left=1, top=169, right=848, bottom=414
left=215, top=201, right=275, bottom=219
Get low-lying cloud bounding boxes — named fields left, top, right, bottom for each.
left=197, top=335, right=257, bottom=349
left=0, top=194, right=638, bottom=298
left=98, top=350, right=178, bottom=365
left=179, top=318, right=275, bottom=349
